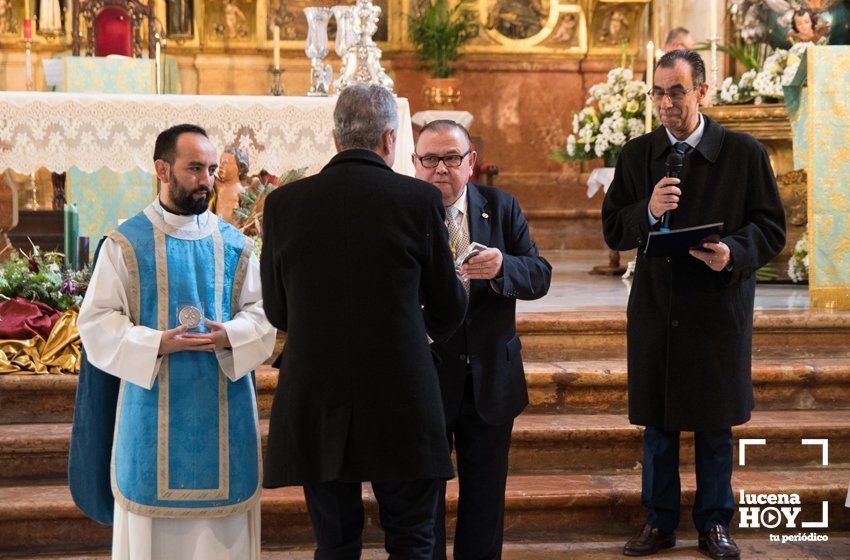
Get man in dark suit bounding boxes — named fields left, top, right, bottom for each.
left=602, top=51, right=785, bottom=559
left=260, top=85, right=467, bottom=559
left=413, top=120, right=552, bottom=559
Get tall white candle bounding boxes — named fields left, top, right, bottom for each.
left=710, top=0, right=718, bottom=39
left=645, top=41, right=654, bottom=133
left=155, top=40, right=161, bottom=94
left=273, top=25, right=281, bottom=70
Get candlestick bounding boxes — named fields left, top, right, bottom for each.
left=645, top=41, right=654, bottom=133
left=269, top=66, right=285, bottom=96
left=273, top=25, right=281, bottom=70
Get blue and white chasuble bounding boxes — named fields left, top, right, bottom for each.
left=107, top=204, right=261, bottom=518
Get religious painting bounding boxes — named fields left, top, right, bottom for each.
left=203, top=0, right=257, bottom=46
left=465, top=0, right=587, bottom=54
left=167, top=0, right=193, bottom=38
left=261, top=0, right=389, bottom=44
left=485, top=0, right=549, bottom=40
left=0, top=0, right=20, bottom=37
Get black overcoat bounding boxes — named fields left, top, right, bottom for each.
left=602, top=116, right=786, bottom=431
left=260, top=149, right=467, bottom=486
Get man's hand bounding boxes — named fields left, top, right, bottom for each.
left=460, top=248, right=503, bottom=280
left=649, top=177, right=682, bottom=219
left=689, top=241, right=731, bottom=272
left=158, top=324, right=215, bottom=355
left=182, top=319, right=232, bottom=350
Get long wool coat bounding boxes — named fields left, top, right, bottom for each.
left=260, top=149, right=467, bottom=486
left=602, top=116, right=786, bottom=431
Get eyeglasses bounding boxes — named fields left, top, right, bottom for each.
left=414, top=150, right=471, bottom=169
left=647, top=85, right=699, bottom=103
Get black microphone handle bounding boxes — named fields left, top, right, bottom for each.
left=660, top=168, right=681, bottom=230
left=660, top=209, right=671, bottom=230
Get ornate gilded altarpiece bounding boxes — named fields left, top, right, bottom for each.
left=2, top=0, right=651, bottom=57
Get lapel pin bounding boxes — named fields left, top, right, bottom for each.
left=482, top=212, right=489, bottom=219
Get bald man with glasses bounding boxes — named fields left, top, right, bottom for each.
left=413, top=120, right=552, bottom=560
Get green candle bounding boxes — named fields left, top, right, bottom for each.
left=70, top=204, right=79, bottom=271
left=63, top=204, right=72, bottom=269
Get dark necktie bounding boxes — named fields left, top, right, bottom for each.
left=673, top=141, right=694, bottom=156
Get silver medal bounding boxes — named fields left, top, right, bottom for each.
left=178, top=305, right=203, bottom=329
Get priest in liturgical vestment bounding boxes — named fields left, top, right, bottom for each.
left=71, top=124, right=276, bottom=560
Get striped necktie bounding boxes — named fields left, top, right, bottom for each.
left=446, top=206, right=470, bottom=294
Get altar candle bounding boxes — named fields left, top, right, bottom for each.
left=273, top=25, right=281, bottom=69
left=710, top=0, right=718, bottom=39
left=645, top=41, right=654, bottom=133
left=24, top=0, right=30, bottom=18
left=155, top=40, right=161, bottom=94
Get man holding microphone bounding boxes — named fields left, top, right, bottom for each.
left=602, top=50, right=786, bottom=559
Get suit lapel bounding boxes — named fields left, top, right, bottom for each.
left=466, top=183, right=490, bottom=246
left=465, top=183, right=490, bottom=300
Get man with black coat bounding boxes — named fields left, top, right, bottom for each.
left=413, top=120, right=552, bottom=559
left=260, top=85, right=467, bottom=559
left=602, top=50, right=786, bottom=559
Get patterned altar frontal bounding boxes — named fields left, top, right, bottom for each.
left=808, top=46, right=850, bottom=309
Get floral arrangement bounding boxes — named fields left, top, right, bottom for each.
left=552, top=66, right=651, bottom=167
left=718, top=41, right=813, bottom=104
left=788, top=229, right=809, bottom=283
left=0, top=247, right=91, bottom=311
left=233, top=167, right=307, bottom=239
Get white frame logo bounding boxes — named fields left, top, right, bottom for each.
left=737, top=438, right=830, bottom=540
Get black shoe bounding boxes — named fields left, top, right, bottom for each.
left=698, top=523, right=740, bottom=559
left=623, top=523, right=676, bottom=556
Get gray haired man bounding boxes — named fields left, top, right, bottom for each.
left=261, top=84, right=467, bottom=559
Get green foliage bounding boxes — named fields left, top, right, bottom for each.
left=0, top=246, right=91, bottom=311
left=695, top=39, right=770, bottom=72
left=408, top=0, right=478, bottom=79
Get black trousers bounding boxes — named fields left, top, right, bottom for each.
left=434, top=376, right=514, bottom=560
left=303, top=478, right=440, bottom=560
left=641, top=426, right=735, bottom=535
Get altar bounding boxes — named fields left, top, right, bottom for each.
left=0, top=92, right=416, bottom=239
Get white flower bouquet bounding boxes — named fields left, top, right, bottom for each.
left=718, top=41, right=813, bottom=105
left=788, top=229, right=809, bottom=283
left=553, top=66, right=652, bottom=167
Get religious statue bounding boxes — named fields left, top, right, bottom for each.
left=597, top=9, right=630, bottom=46
left=210, top=147, right=254, bottom=225
left=37, top=0, right=63, bottom=34
left=731, top=0, right=850, bottom=47
left=167, top=0, right=193, bottom=37
left=787, top=7, right=831, bottom=42
left=487, top=0, right=547, bottom=39
left=0, top=0, right=17, bottom=35
left=268, top=0, right=296, bottom=39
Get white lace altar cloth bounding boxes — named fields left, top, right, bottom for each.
left=0, top=92, right=416, bottom=176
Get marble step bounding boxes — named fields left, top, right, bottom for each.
left=515, top=310, right=850, bottom=361
left=4, top=410, right=850, bottom=485
left=1, top=469, right=848, bottom=554
left=525, top=358, right=850, bottom=414
left=4, top=355, right=849, bottom=425
left=9, top=535, right=850, bottom=559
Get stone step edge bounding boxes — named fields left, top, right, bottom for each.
left=2, top=469, right=848, bottom=521
left=5, top=410, right=850, bottom=453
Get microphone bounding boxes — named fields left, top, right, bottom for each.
left=660, top=151, right=684, bottom=232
